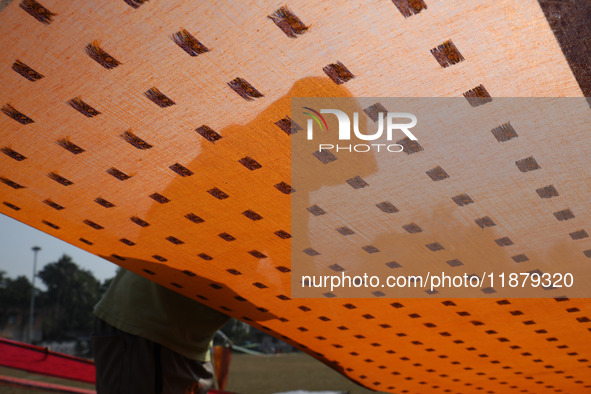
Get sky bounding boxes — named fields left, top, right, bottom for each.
left=0, top=213, right=118, bottom=285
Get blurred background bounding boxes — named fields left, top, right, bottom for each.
left=0, top=214, right=383, bottom=394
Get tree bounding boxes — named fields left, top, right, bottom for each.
left=0, top=272, right=32, bottom=309
left=0, top=272, right=33, bottom=329
left=37, top=255, right=101, bottom=340
left=99, top=267, right=121, bottom=295
left=220, top=318, right=252, bottom=345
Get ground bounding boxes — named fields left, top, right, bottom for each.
left=225, top=353, right=386, bottom=394
left=0, top=353, right=387, bottom=394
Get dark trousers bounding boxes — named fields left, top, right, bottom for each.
left=92, top=318, right=215, bottom=394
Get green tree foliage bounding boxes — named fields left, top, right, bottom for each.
left=221, top=318, right=252, bottom=345
left=37, top=254, right=102, bottom=340
left=0, top=272, right=33, bottom=309
left=99, top=267, right=121, bottom=294
left=0, top=271, right=33, bottom=328
left=220, top=318, right=295, bottom=354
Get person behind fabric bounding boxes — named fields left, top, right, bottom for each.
left=92, top=268, right=230, bottom=393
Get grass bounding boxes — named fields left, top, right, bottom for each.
left=225, top=353, right=385, bottom=394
